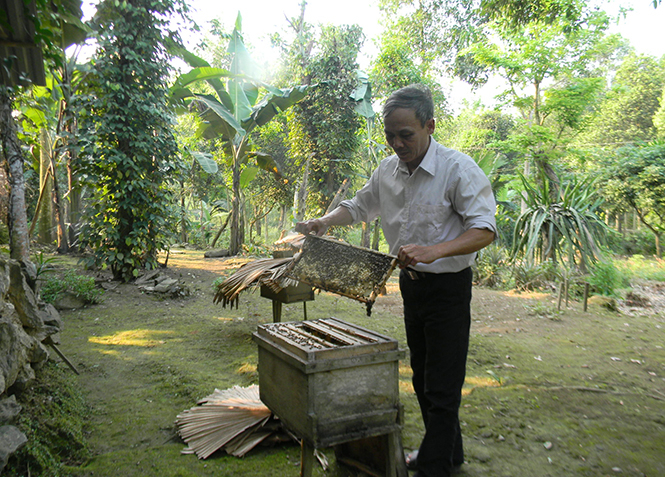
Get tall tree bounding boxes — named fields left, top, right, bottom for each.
left=290, top=24, right=364, bottom=213
left=464, top=9, right=624, bottom=196
left=78, top=0, right=187, bottom=280
left=577, top=54, right=665, bottom=148
left=603, top=143, right=665, bottom=257
left=170, top=14, right=309, bottom=255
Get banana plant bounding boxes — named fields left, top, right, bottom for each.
left=169, top=13, right=310, bottom=254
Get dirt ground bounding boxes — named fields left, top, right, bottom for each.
left=54, top=249, right=665, bottom=477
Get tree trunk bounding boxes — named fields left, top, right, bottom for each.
left=229, top=164, right=242, bottom=255
left=656, top=234, right=661, bottom=258
left=371, top=217, right=381, bottom=250
left=0, top=88, right=31, bottom=262
left=38, top=128, right=54, bottom=244
left=179, top=181, right=187, bottom=243
left=325, top=177, right=351, bottom=215
left=361, top=222, right=370, bottom=248
left=50, top=140, right=69, bottom=254
left=294, top=156, right=310, bottom=222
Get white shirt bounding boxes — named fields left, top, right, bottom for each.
left=340, top=138, right=497, bottom=274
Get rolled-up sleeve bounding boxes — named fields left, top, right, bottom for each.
left=454, top=166, right=497, bottom=236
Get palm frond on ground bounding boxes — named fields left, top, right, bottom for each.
left=176, top=385, right=293, bottom=459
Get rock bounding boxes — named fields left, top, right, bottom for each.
left=0, top=425, right=27, bottom=472
left=588, top=295, right=618, bottom=311
left=135, top=269, right=161, bottom=285
left=0, top=313, right=36, bottom=395
left=154, top=274, right=169, bottom=284
left=8, top=363, right=35, bottom=394
left=204, top=249, right=230, bottom=258
left=0, top=396, right=21, bottom=426
left=6, top=260, right=43, bottom=329
left=624, top=292, right=649, bottom=307
left=53, top=291, right=87, bottom=310
left=153, top=278, right=178, bottom=293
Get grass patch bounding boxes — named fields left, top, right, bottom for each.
left=40, top=270, right=104, bottom=305
left=613, top=254, right=665, bottom=282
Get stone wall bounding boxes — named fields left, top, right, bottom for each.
left=0, top=257, right=63, bottom=471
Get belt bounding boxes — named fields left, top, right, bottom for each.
left=404, top=268, right=436, bottom=280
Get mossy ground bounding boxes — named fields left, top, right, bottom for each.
left=7, top=249, right=665, bottom=476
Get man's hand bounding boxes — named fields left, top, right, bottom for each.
left=397, top=244, right=439, bottom=269
left=398, top=228, right=495, bottom=269
left=295, top=218, right=328, bottom=236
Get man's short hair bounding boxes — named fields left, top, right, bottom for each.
left=382, top=84, right=434, bottom=127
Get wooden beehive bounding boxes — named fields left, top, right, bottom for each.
left=253, top=318, right=404, bottom=448
left=286, top=235, right=397, bottom=315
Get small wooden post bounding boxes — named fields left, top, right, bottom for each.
left=583, top=283, right=590, bottom=312
left=301, top=439, right=315, bottom=477
left=271, top=300, right=282, bottom=323
left=557, top=282, right=564, bottom=311
left=564, top=279, right=569, bottom=307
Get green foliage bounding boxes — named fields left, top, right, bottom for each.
left=579, top=54, right=665, bottom=147
left=586, top=260, right=626, bottom=297
left=602, top=142, right=665, bottom=256
left=614, top=254, right=665, bottom=282
left=77, top=0, right=185, bottom=281
left=5, top=362, right=91, bottom=476
left=33, top=251, right=58, bottom=280
left=512, top=260, right=560, bottom=291
left=170, top=15, right=310, bottom=254
left=474, top=243, right=510, bottom=288
left=292, top=24, right=364, bottom=213
left=40, top=269, right=103, bottom=305
left=512, top=168, right=608, bottom=268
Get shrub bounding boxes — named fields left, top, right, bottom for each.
left=587, top=260, right=626, bottom=297
left=512, top=260, right=560, bottom=291
left=40, top=270, right=103, bottom=305
left=474, top=243, right=510, bottom=288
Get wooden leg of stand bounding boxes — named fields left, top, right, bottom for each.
left=303, top=301, right=307, bottom=321
left=272, top=300, right=282, bottom=323
left=300, top=440, right=314, bottom=477
left=387, top=430, right=407, bottom=477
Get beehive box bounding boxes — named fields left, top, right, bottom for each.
left=286, top=235, right=397, bottom=314
left=253, top=317, right=404, bottom=448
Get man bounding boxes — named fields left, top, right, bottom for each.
left=296, top=84, right=496, bottom=477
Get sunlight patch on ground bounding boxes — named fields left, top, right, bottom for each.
left=236, top=363, right=257, bottom=375
left=504, top=290, right=550, bottom=300
left=463, top=376, right=502, bottom=396
left=88, top=329, right=175, bottom=347
left=400, top=381, right=415, bottom=393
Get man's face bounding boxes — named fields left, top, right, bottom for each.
left=384, top=107, right=435, bottom=171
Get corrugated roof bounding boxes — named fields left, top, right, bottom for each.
left=0, top=0, right=46, bottom=87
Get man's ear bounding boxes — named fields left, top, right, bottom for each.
left=427, top=118, right=435, bottom=134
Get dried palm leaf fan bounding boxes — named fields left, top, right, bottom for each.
left=285, top=234, right=398, bottom=316
left=176, top=385, right=294, bottom=459
left=213, top=257, right=297, bottom=308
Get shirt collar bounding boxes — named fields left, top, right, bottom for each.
left=392, top=137, right=438, bottom=176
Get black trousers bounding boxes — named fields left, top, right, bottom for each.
left=399, top=267, right=472, bottom=477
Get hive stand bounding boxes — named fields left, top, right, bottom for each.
left=300, top=421, right=407, bottom=477
left=259, top=283, right=314, bottom=322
